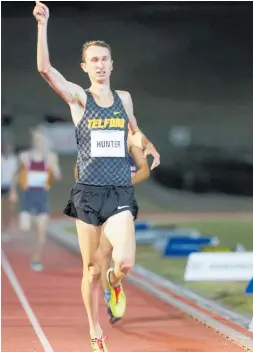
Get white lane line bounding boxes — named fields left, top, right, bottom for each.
left=2, top=250, right=55, bottom=352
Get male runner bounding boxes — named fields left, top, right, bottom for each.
left=9, top=126, right=61, bottom=271
left=72, top=118, right=149, bottom=325
left=73, top=135, right=148, bottom=324
left=1, top=140, right=18, bottom=242
left=100, top=134, right=150, bottom=324
left=33, top=2, right=160, bottom=350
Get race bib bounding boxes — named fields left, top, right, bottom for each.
left=27, top=171, right=47, bottom=187
left=90, top=130, right=125, bottom=157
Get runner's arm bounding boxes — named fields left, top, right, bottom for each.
left=10, top=152, right=26, bottom=191
left=10, top=167, right=21, bottom=193
left=119, top=90, right=160, bottom=170
left=48, top=152, right=61, bottom=181
left=35, top=2, right=84, bottom=106
left=120, top=91, right=156, bottom=148
left=119, top=91, right=148, bottom=147
left=74, top=164, right=77, bottom=180
left=130, top=146, right=150, bottom=185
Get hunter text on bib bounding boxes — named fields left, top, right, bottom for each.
left=91, top=130, right=125, bottom=157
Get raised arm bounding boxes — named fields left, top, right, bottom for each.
left=33, top=1, right=85, bottom=107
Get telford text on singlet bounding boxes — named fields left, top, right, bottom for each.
left=88, top=118, right=125, bottom=129
left=97, top=141, right=121, bottom=148
left=75, top=90, right=131, bottom=185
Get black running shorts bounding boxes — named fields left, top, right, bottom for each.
left=63, top=183, right=138, bottom=226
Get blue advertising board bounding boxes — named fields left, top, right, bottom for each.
left=163, top=236, right=215, bottom=257
left=135, top=221, right=151, bottom=231
left=245, top=278, right=253, bottom=294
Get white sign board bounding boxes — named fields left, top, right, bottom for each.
left=184, top=252, right=253, bottom=281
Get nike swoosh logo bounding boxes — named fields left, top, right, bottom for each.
left=117, top=205, right=129, bottom=209
left=113, top=111, right=121, bottom=116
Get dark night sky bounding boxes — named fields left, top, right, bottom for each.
left=2, top=1, right=253, bottom=18
left=2, top=1, right=253, bottom=102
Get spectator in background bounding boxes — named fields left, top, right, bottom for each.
left=1, top=139, right=18, bottom=242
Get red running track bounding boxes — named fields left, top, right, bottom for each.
left=2, top=233, right=245, bottom=352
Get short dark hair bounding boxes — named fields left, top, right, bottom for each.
left=82, top=40, right=112, bottom=62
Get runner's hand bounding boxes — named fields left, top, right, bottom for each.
left=143, top=143, right=160, bottom=170
left=33, top=1, right=49, bottom=25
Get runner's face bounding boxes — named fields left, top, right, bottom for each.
left=82, top=46, right=113, bottom=83
left=32, top=132, right=45, bottom=150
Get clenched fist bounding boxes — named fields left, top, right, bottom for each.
left=33, top=1, right=49, bottom=25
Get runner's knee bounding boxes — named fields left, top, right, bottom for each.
left=101, top=245, right=112, bottom=260
left=82, top=263, right=101, bottom=284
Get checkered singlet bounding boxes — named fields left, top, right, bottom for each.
left=75, top=90, right=131, bottom=186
